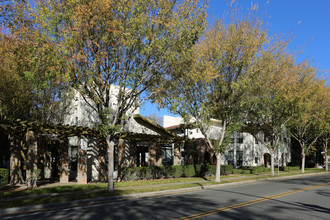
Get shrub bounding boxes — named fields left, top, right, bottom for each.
left=241, top=170, right=251, bottom=174
left=163, top=166, right=183, bottom=178
left=0, top=168, right=9, bottom=186
left=121, top=167, right=135, bottom=181
left=250, top=166, right=270, bottom=174
left=183, top=165, right=195, bottom=177
left=250, top=167, right=262, bottom=174
left=198, top=165, right=215, bottom=177
left=207, top=165, right=216, bottom=176
left=222, top=165, right=233, bottom=175
left=194, top=164, right=202, bottom=176
left=119, top=164, right=234, bottom=181
left=232, top=169, right=243, bottom=174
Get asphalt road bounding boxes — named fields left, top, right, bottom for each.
left=2, top=174, right=330, bottom=220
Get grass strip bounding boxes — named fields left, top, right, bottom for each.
left=0, top=182, right=222, bottom=209
left=0, top=177, right=208, bottom=198
left=0, top=169, right=326, bottom=209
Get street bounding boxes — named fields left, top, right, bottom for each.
left=2, top=174, right=330, bottom=220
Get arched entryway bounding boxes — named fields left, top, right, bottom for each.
left=264, top=153, right=271, bottom=167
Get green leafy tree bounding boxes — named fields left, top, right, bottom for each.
left=287, top=65, right=327, bottom=173
left=0, top=32, right=72, bottom=123
left=315, top=84, right=329, bottom=171
left=1, top=1, right=73, bottom=188
left=245, top=41, right=297, bottom=176
left=0, top=33, right=33, bottom=120
left=1, top=0, right=73, bottom=123
left=318, top=85, right=330, bottom=171
left=34, top=0, right=207, bottom=191
left=157, top=7, right=279, bottom=181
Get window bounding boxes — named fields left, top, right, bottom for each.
left=236, top=151, right=243, bottom=167
left=230, top=133, right=235, bottom=143
left=227, top=150, right=234, bottom=166
left=264, top=134, right=270, bottom=142
left=237, top=133, right=243, bottom=144
left=162, top=146, right=173, bottom=166
left=231, top=132, right=244, bottom=144
left=70, top=146, right=78, bottom=172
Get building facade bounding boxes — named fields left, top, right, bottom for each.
left=163, top=115, right=292, bottom=168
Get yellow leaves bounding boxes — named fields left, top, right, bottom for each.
left=250, top=2, right=259, bottom=11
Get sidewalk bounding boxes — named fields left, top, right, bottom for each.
left=0, top=172, right=328, bottom=216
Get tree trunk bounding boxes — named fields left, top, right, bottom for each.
left=213, top=120, right=227, bottom=183
left=215, top=151, right=221, bottom=182
left=106, top=135, right=114, bottom=191
left=270, top=151, right=274, bottom=176
left=325, top=154, right=328, bottom=172
left=301, top=153, right=305, bottom=173
left=324, top=141, right=328, bottom=171
left=117, top=139, right=125, bottom=182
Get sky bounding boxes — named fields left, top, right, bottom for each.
left=140, top=0, right=330, bottom=120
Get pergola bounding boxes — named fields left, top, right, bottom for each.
left=0, top=115, right=184, bottom=185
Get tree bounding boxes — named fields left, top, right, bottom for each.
left=319, top=131, right=329, bottom=171
left=1, top=0, right=73, bottom=123
left=319, top=87, right=330, bottom=171
left=0, top=33, right=33, bottom=120
left=245, top=39, right=298, bottom=176
left=287, top=66, right=326, bottom=173
left=33, top=0, right=207, bottom=191
left=145, top=113, right=163, bottom=126
left=315, top=84, right=329, bottom=171
left=157, top=7, right=278, bottom=181
left=1, top=1, right=73, bottom=188
left=313, top=80, right=330, bottom=171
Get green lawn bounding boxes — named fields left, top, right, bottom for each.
left=0, top=168, right=326, bottom=209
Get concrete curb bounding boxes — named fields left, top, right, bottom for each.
left=1, top=171, right=328, bottom=216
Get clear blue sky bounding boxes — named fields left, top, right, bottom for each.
left=140, top=0, right=330, bottom=118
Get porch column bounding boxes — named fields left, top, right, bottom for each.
left=9, top=135, right=20, bottom=185
left=98, top=139, right=107, bottom=182
left=59, top=138, right=69, bottom=183
left=26, top=130, right=38, bottom=188
left=117, top=138, right=125, bottom=181
left=173, top=143, right=181, bottom=165
left=129, top=141, right=137, bottom=167
left=38, top=136, right=45, bottom=180
left=77, top=137, right=87, bottom=184
left=156, top=144, right=162, bottom=166
left=148, top=143, right=156, bottom=166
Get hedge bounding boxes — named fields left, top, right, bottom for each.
left=0, top=168, right=9, bottom=186
left=250, top=166, right=264, bottom=174
left=240, top=170, right=251, bottom=174
left=120, top=164, right=233, bottom=181
left=232, top=169, right=243, bottom=174
left=231, top=166, right=271, bottom=175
